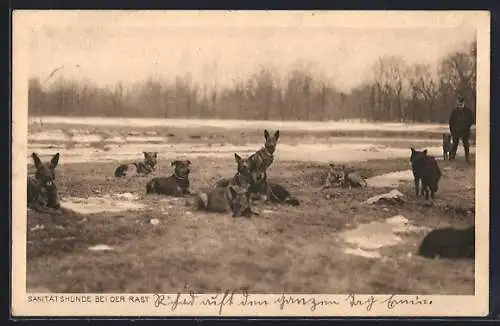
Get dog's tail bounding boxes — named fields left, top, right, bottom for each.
left=194, top=192, right=209, bottom=210
left=283, top=196, right=300, bottom=206
left=269, top=183, right=300, bottom=206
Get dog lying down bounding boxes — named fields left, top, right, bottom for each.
left=189, top=185, right=260, bottom=218
left=146, top=160, right=192, bottom=197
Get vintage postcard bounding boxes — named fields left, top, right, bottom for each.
left=11, top=10, right=490, bottom=317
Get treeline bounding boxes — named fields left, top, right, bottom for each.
left=28, top=40, right=476, bottom=123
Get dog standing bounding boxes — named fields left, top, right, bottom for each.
left=146, top=160, right=192, bottom=197
left=193, top=185, right=259, bottom=218
left=410, top=147, right=442, bottom=200
left=27, top=152, right=61, bottom=210
left=442, top=133, right=452, bottom=160
left=115, top=152, right=158, bottom=177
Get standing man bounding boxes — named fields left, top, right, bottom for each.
left=448, top=95, right=475, bottom=163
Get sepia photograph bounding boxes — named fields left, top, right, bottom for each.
left=11, top=10, right=489, bottom=317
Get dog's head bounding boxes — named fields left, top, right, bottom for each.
left=228, top=185, right=257, bottom=218
left=171, top=160, right=191, bottom=178
left=410, top=147, right=428, bottom=165
left=327, top=163, right=345, bottom=184
left=442, top=133, right=451, bottom=143
left=234, top=153, right=251, bottom=176
left=143, top=152, right=158, bottom=169
left=31, top=152, right=60, bottom=208
left=263, top=129, right=280, bottom=154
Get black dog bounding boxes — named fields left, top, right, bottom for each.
left=418, top=226, right=475, bottom=259
left=410, top=147, right=442, bottom=200
left=146, top=160, right=192, bottom=197
left=28, top=152, right=61, bottom=210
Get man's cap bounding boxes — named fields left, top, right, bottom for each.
left=457, top=95, right=465, bottom=103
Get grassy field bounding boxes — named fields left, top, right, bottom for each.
left=26, top=149, right=476, bottom=294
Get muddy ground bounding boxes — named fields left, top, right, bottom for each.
left=26, top=150, right=475, bottom=294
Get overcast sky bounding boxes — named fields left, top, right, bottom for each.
left=24, top=11, right=478, bottom=92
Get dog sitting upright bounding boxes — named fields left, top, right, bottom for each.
left=442, top=133, right=452, bottom=160
left=146, top=160, right=192, bottom=197
left=410, top=147, right=442, bottom=200
left=215, top=153, right=299, bottom=206
left=27, top=152, right=61, bottom=210
left=248, top=129, right=279, bottom=173
left=115, top=152, right=158, bottom=177
left=215, top=153, right=267, bottom=201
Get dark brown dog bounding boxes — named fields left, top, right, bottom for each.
left=145, top=160, right=192, bottom=197
left=27, top=152, right=61, bottom=210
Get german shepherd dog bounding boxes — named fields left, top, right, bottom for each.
left=27, top=152, right=61, bottom=210
left=115, top=152, right=158, bottom=177
left=323, top=164, right=367, bottom=189
left=146, top=160, right=192, bottom=197
left=193, top=185, right=259, bottom=218
left=248, top=129, right=279, bottom=173
left=215, top=153, right=300, bottom=206
left=418, top=226, right=475, bottom=259
left=410, top=148, right=442, bottom=200
left=214, top=153, right=264, bottom=199
left=442, top=133, right=452, bottom=160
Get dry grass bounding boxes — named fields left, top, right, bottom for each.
left=26, top=152, right=475, bottom=295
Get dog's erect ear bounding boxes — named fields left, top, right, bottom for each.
left=423, top=149, right=428, bottom=155
left=154, top=152, right=158, bottom=158
left=410, top=147, right=415, bottom=153
left=264, top=129, right=270, bottom=140
left=32, top=152, right=43, bottom=169
left=171, top=160, right=179, bottom=167
left=274, top=130, right=280, bottom=140
left=50, top=153, right=60, bottom=169
left=186, top=160, right=191, bottom=165
left=234, top=153, right=242, bottom=163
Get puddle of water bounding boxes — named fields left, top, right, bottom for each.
left=30, top=224, right=45, bottom=231
left=363, top=189, right=406, bottom=204
left=28, top=141, right=450, bottom=165
left=60, top=193, right=145, bottom=215
left=339, top=215, right=428, bottom=257
left=30, top=116, right=450, bottom=132
left=366, top=170, right=414, bottom=188
left=71, top=134, right=103, bottom=143
left=104, top=136, right=126, bottom=143
left=88, top=244, right=114, bottom=251
left=125, top=136, right=166, bottom=142
left=28, top=130, right=70, bottom=142
left=343, top=247, right=382, bottom=259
